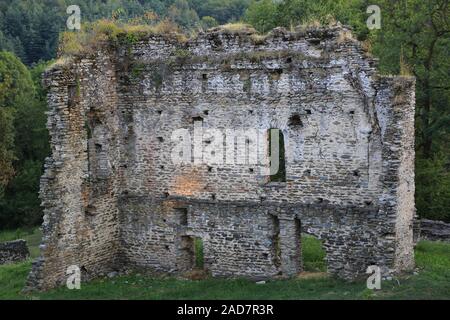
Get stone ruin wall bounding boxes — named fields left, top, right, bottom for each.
left=26, top=25, right=416, bottom=290
left=0, top=240, right=29, bottom=265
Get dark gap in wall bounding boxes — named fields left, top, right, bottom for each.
left=201, top=74, right=208, bottom=92
left=95, top=143, right=102, bottom=152
left=157, top=110, right=162, bottom=115
left=180, top=236, right=195, bottom=271
left=349, top=110, right=355, bottom=115
left=160, top=165, right=165, bottom=169
left=294, top=218, right=302, bottom=273
left=353, top=170, right=360, bottom=177
left=286, top=57, right=292, bottom=63
left=207, top=166, right=213, bottom=172
left=68, top=84, right=78, bottom=108
left=271, top=215, right=281, bottom=270
left=305, top=109, right=312, bottom=115
left=84, top=204, right=96, bottom=217
left=157, top=137, right=164, bottom=142
left=176, top=208, right=188, bottom=226
left=192, top=116, right=204, bottom=123
left=203, top=110, right=209, bottom=115
left=249, top=168, right=254, bottom=173
left=211, top=193, right=216, bottom=200
left=289, top=114, right=303, bottom=127
left=270, top=69, right=283, bottom=81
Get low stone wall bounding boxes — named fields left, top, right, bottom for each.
left=420, top=219, right=450, bottom=242
left=0, top=240, right=30, bottom=265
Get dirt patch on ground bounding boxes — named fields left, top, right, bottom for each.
left=297, top=272, right=329, bottom=280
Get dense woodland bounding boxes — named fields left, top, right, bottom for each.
left=0, top=0, right=449, bottom=229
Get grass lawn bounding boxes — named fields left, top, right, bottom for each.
left=0, top=229, right=449, bottom=300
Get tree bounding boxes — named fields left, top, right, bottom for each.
left=0, top=53, right=50, bottom=229
left=373, top=0, right=450, bottom=159
left=190, top=0, right=251, bottom=24
left=368, top=0, right=450, bottom=221
left=168, top=0, right=200, bottom=30
left=0, top=51, right=34, bottom=194
left=245, top=0, right=279, bottom=33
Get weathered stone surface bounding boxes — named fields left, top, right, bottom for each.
left=420, top=219, right=450, bottom=242
left=26, top=24, right=416, bottom=291
left=0, top=240, right=29, bottom=265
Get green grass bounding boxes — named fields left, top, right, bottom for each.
left=194, top=238, right=204, bottom=269
left=0, top=228, right=449, bottom=300
left=302, top=234, right=327, bottom=272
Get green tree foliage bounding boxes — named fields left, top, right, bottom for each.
left=0, top=107, right=15, bottom=195
left=246, top=0, right=368, bottom=36
left=245, top=0, right=279, bottom=33
left=370, top=0, right=450, bottom=222
left=0, top=54, right=50, bottom=229
left=0, top=51, right=34, bottom=195
left=189, top=0, right=251, bottom=24
left=416, top=154, right=450, bottom=222
left=0, top=0, right=178, bottom=65
left=168, top=0, right=200, bottom=30
left=200, top=16, right=219, bottom=30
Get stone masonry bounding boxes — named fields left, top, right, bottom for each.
left=419, top=219, right=450, bottom=242
left=26, top=24, right=416, bottom=290
left=0, top=240, right=29, bottom=265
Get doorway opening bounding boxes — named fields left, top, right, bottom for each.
left=301, top=233, right=326, bottom=272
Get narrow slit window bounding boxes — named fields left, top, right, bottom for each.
left=194, top=237, right=204, bottom=269
left=176, top=208, right=188, bottom=226
left=268, top=129, right=286, bottom=182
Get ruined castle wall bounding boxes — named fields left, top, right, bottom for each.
left=119, top=30, right=385, bottom=205
left=374, top=77, right=416, bottom=271
left=26, top=52, right=123, bottom=290
left=28, top=25, right=416, bottom=290
left=115, top=27, right=402, bottom=279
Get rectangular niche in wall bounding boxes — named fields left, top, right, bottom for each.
left=177, top=236, right=204, bottom=272
left=68, top=84, right=78, bottom=108
left=178, top=236, right=195, bottom=271
left=176, top=207, right=188, bottom=226
left=271, top=215, right=281, bottom=269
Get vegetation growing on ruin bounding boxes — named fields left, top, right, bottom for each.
left=0, top=228, right=448, bottom=300
left=58, top=19, right=188, bottom=58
